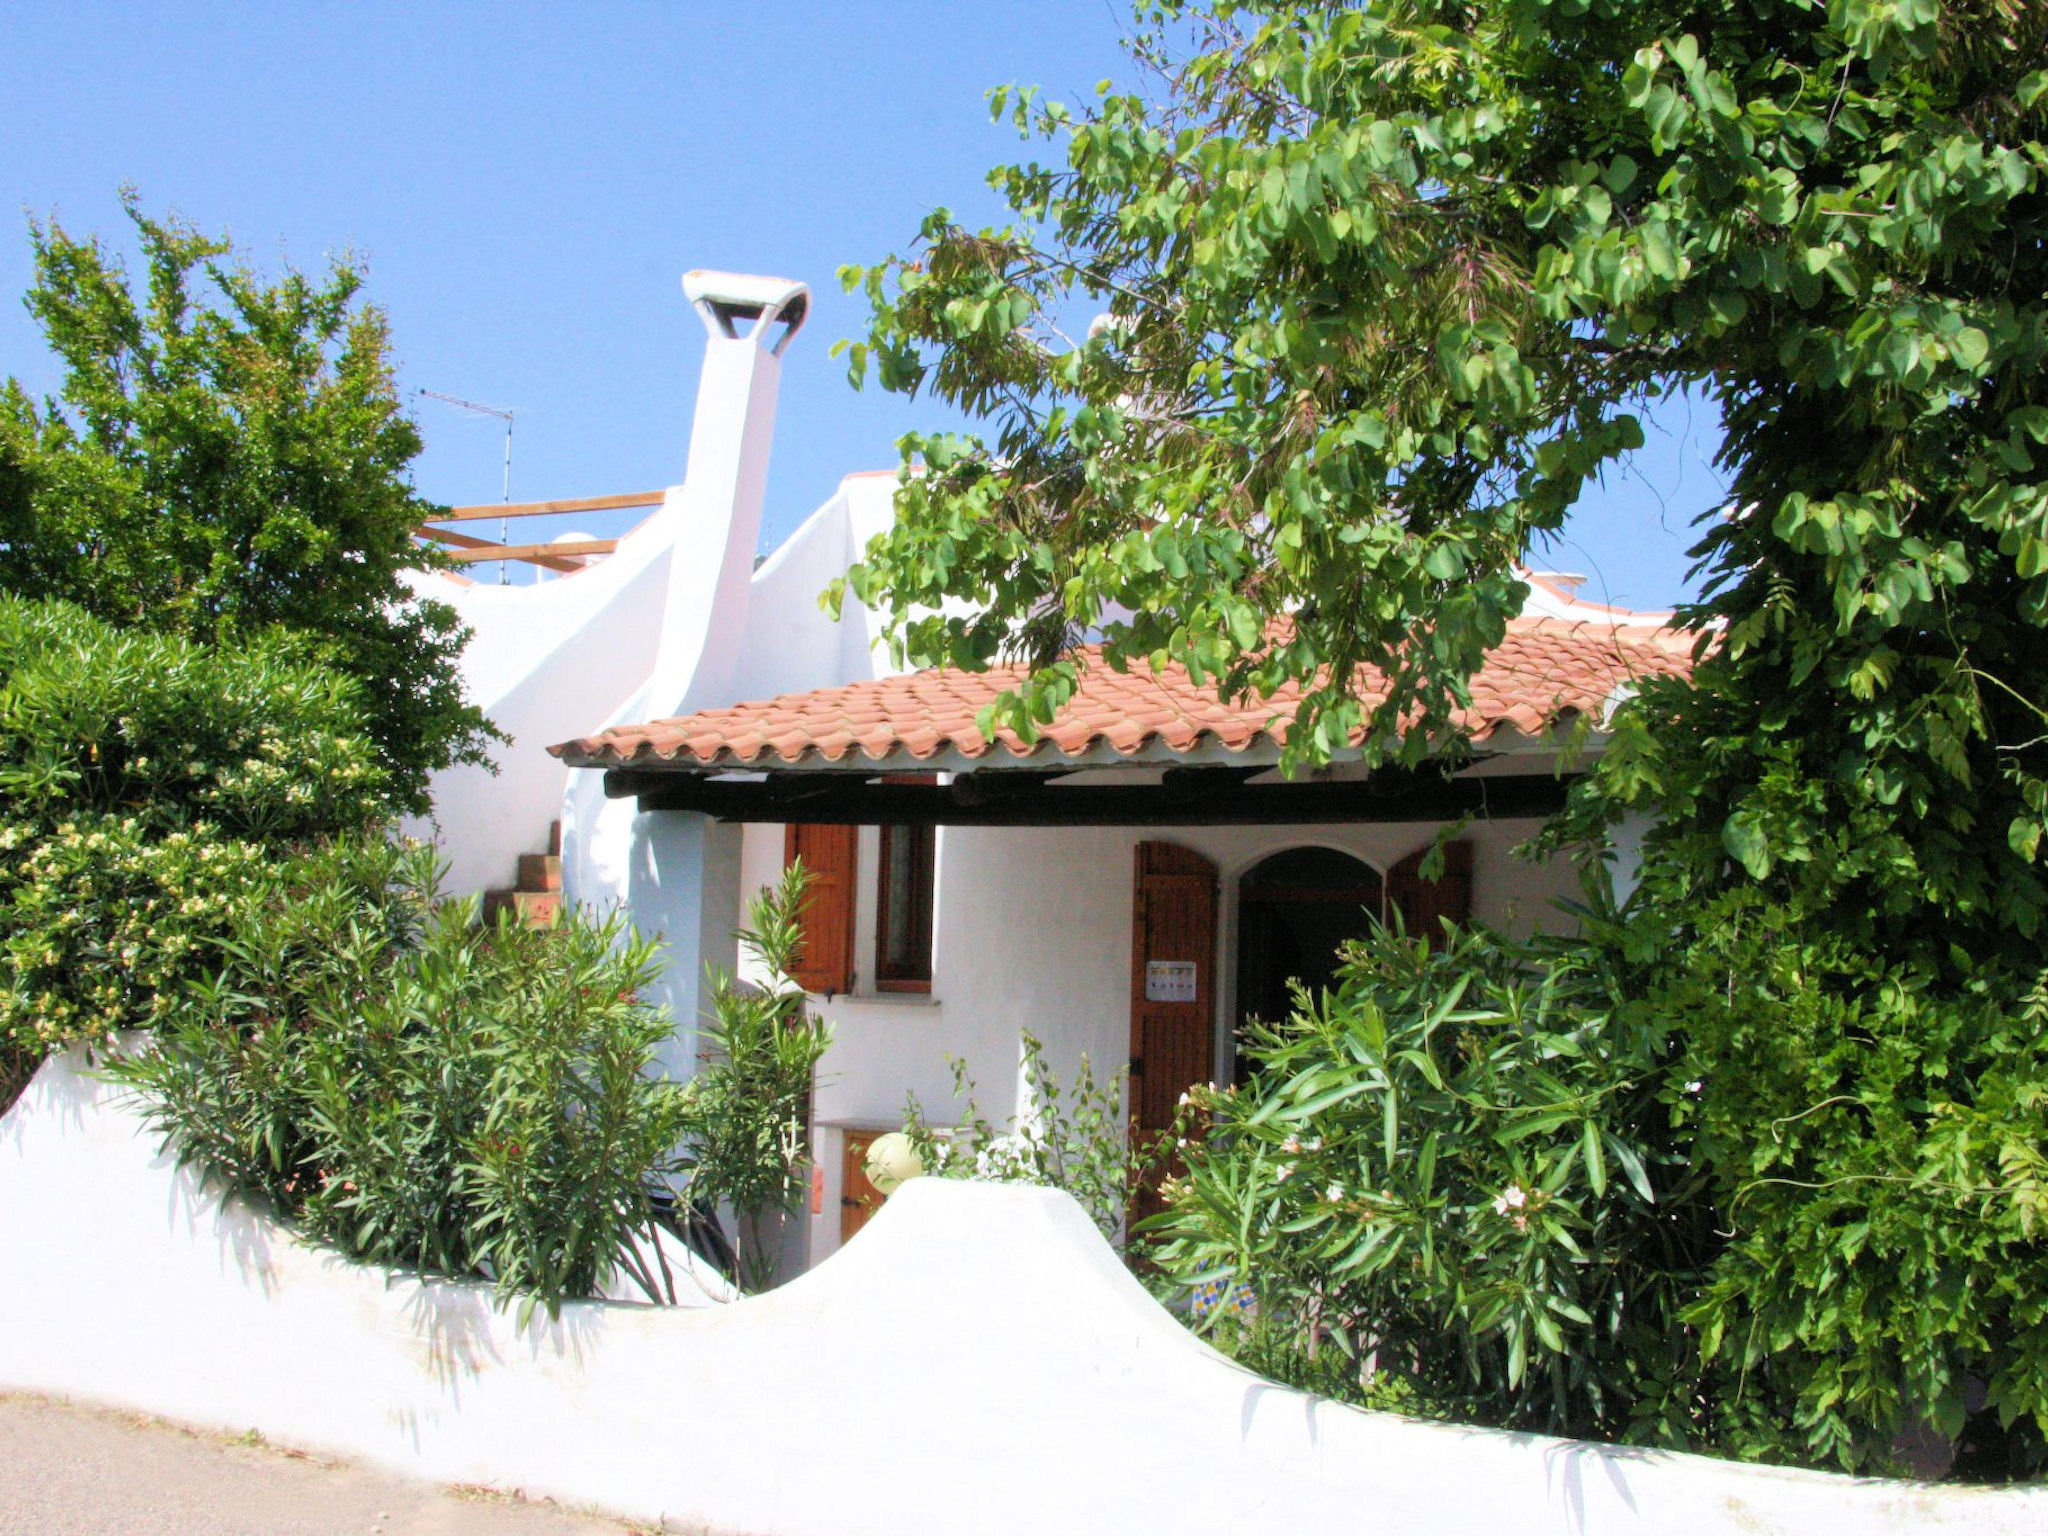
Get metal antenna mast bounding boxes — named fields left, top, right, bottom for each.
left=418, top=389, right=518, bottom=581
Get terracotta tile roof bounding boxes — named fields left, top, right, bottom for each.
left=552, top=615, right=1698, bottom=771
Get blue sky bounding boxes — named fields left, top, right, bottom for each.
left=1, top=2, right=1723, bottom=611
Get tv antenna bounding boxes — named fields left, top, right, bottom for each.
left=418, top=389, right=518, bottom=582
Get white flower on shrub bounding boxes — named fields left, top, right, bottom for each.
left=972, top=1130, right=1045, bottom=1183
left=1492, top=1184, right=1527, bottom=1216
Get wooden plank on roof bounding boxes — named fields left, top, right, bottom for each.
left=417, top=525, right=585, bottom=574
left=439, top=538, right=619, bottom=565
left=434, top=491, right=666, bottom=522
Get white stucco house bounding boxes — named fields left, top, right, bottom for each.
left=409, top=270, right=1693, bottom=1272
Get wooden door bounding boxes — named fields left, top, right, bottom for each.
left=840, top=1129, right=886, bottom=1245
left=1385, top=838, right=1474, bottom=939
left=1129, top=842, right=1218, bottom=1220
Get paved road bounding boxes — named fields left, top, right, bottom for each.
left=0, top=1393, right=680, bottom=1536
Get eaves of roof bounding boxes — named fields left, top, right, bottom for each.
left=552, top=614, right=1698, bottom=775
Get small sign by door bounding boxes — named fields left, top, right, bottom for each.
left=1145, top=960, right=1199, bottom=1003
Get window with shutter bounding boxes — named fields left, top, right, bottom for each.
left=784, top=823, right=857, bottom=994
left=1384, top=838, right=1474, bottom=938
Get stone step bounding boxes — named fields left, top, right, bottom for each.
left=516, top=853, right=562, bottom=893
left=481, top=888, right=561, bottom=930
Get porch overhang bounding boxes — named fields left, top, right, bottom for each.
left=550, top=611, right=1692, bottom=826
left=599, top=762, right=1579, bottom=827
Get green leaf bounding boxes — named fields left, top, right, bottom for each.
left=1721, top=812, right=1773, bottom=879
left=1580, top=1119, right=1607, bottom=1196
left=2010, top=817, right=2044, bottom=862
left=1499, top=1107, right=1580, bottom=1142
left=1423, top=543, right=1468, bottom=580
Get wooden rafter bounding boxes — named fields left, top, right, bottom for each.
left=411, top=489, right=664, bottom=574
left=433, top=491, right=665, bottom=522
left=418, top=525, right=587, bottom=574
left=438, top=538, right=619, bottom=566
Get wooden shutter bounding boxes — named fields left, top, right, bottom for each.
left=784, top=823, right=857, bottom=994
left=1385, top=838, right=1474, bottom=939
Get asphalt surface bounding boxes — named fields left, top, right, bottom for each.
left=0, top=1393, right=679, bottom=1536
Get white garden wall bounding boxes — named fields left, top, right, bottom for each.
left=3, top=1048, right=2036, bottom=1536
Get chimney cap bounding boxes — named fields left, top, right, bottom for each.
left=683, top=271, right=809, bottom=353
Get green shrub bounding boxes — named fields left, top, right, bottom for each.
left=105, top=838, right=689, bottom=1321
left=1653, top=892, right=2048, bottom=1477
left=0, top=594, right=388, bottom=1063
left=0, top=1037, right=30, bottom=1118
left=901, top=1031, right=1139, bottom=1245
left=683, top=863, right=833, bottom=1292
left=1147, top=902, right=1717, bottom=1445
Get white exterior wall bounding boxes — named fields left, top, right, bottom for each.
left=409, top=460, right=900, bottom=903
left=401, top=507, right=677, bottom=895
left=555, top=462, right=899, bottom=1054
left=742, top=810, right=1579, bottom=1268
left=730, top=470, right=900, bottom=701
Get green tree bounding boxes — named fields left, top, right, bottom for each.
left=838, top=0, right=2048, bottom=1473
left=0, top=194, right=492, bottom=809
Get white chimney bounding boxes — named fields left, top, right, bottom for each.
left=645, top=270, right=809, bottom=717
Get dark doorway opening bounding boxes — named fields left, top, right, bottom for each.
left=1233, top=847, right=1382, bottom=1084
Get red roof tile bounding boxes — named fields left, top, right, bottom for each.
left=551, top=615, right=1698, bottom=771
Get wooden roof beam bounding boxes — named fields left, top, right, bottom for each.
left=433, top=491, right=666, bottom=523
left=437, top=538, right=619, bottom=566
left=610, top=767, right=1578, bottom=827
left=415, top=525, right=586, bottom=574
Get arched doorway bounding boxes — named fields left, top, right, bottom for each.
left=1233, top=847, right=1382, bottom=1082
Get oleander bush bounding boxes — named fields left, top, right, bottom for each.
left=106, top=837, right=692, bottom=1319
left=0, top=594, right=388, bottom=1072
left=683, top=863, right=833, bottom=1292
left=2, top=593, right=694, bottom=1315
left=1146, top=898, right=1720, bottom=1446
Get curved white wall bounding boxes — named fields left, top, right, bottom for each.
left=732, top=470, right=902, bottom=702
left=4, top=1049, right=2037, bottom=1536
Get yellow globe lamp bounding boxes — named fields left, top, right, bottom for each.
left=863, top=1131, right=925, bottom=1196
